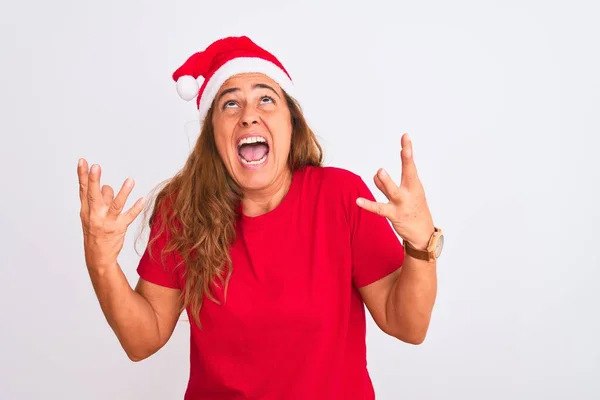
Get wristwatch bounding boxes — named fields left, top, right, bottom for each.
left=404, top=227, right=444, bottom=262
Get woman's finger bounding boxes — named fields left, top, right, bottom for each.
left=108, top=178, right=134, bottom=218
left=120, top=196, right=146, bottom=226
left=101, top=185, right=114, bottom=205
left=77, top=159, right=89, bottom=213
left=87, top=164, right=105, bottom=212
left=355, top=197, right=394, bottom=218
left=374, top=169, right=402, bottom=202
left=373, top=174, right=388, bottom=200
left=400, top=133, right=419, bottom=189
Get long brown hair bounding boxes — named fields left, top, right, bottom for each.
left=137, top=91, right=323, bottom=327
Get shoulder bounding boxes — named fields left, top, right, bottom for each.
left=298, top=165, right=365, bottom=190
left=297, top=165, right=372, bottom=216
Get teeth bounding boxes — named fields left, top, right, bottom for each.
left=238, top=136, right=267, bottom=147
left=241, top=154, right=268, bottom=165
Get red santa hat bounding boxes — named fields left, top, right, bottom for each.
left=172, top=36, right=296, bottom=123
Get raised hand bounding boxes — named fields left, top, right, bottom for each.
left=356, top=133, right=435, bottom=250
left=78, top=159, right=146, bottom=271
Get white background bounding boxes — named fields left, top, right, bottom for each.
left=1, top=0, right=599, bottom=399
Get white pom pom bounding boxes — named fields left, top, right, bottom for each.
left=176, top=75, right=203, bottom=101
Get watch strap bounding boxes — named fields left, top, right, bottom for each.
left=404, top=240, right=433, bottom=261
left=403, top=227, right=442, bottom=262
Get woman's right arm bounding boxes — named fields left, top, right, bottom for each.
left=88, top=264, right=182, bottom=361
left=78, top=159, right=181, bottom=361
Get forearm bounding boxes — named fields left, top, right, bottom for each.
left=87, top=263, right=160, bottom=360
left=385, top=255, right=437, bottom=344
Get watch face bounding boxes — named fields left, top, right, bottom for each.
left=435, top=235, right=444, bottom=258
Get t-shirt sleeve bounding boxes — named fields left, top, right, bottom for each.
left=136, top=208, right=181, bottom=290
left=348, top=174, right=405, bottom=288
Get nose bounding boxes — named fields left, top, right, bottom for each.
left=239, top=108, right=259, bottom=127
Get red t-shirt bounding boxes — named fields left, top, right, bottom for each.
left=137, top=165, right=404, bottom=399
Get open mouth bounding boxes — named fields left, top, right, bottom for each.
left=237, top=136, right=270, bottom=166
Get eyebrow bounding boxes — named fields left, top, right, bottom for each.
left=253, top=83, right=280, bottom=98
left=216, top=83, right=281, bottom=103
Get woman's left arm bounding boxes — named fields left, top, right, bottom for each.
left=356, top=133, right=439, bottom=344
left=359, top=251, right=437, bottom=344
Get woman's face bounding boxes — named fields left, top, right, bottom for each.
left=211, top=73, right=293, bottom=193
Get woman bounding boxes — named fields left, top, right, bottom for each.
left=77, top=36, right=443, bottom=399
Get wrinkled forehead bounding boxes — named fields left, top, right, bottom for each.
left=218, top=72, right=283, bottom=95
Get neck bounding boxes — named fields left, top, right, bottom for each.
left=241, top=169, right=293, bottom=217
